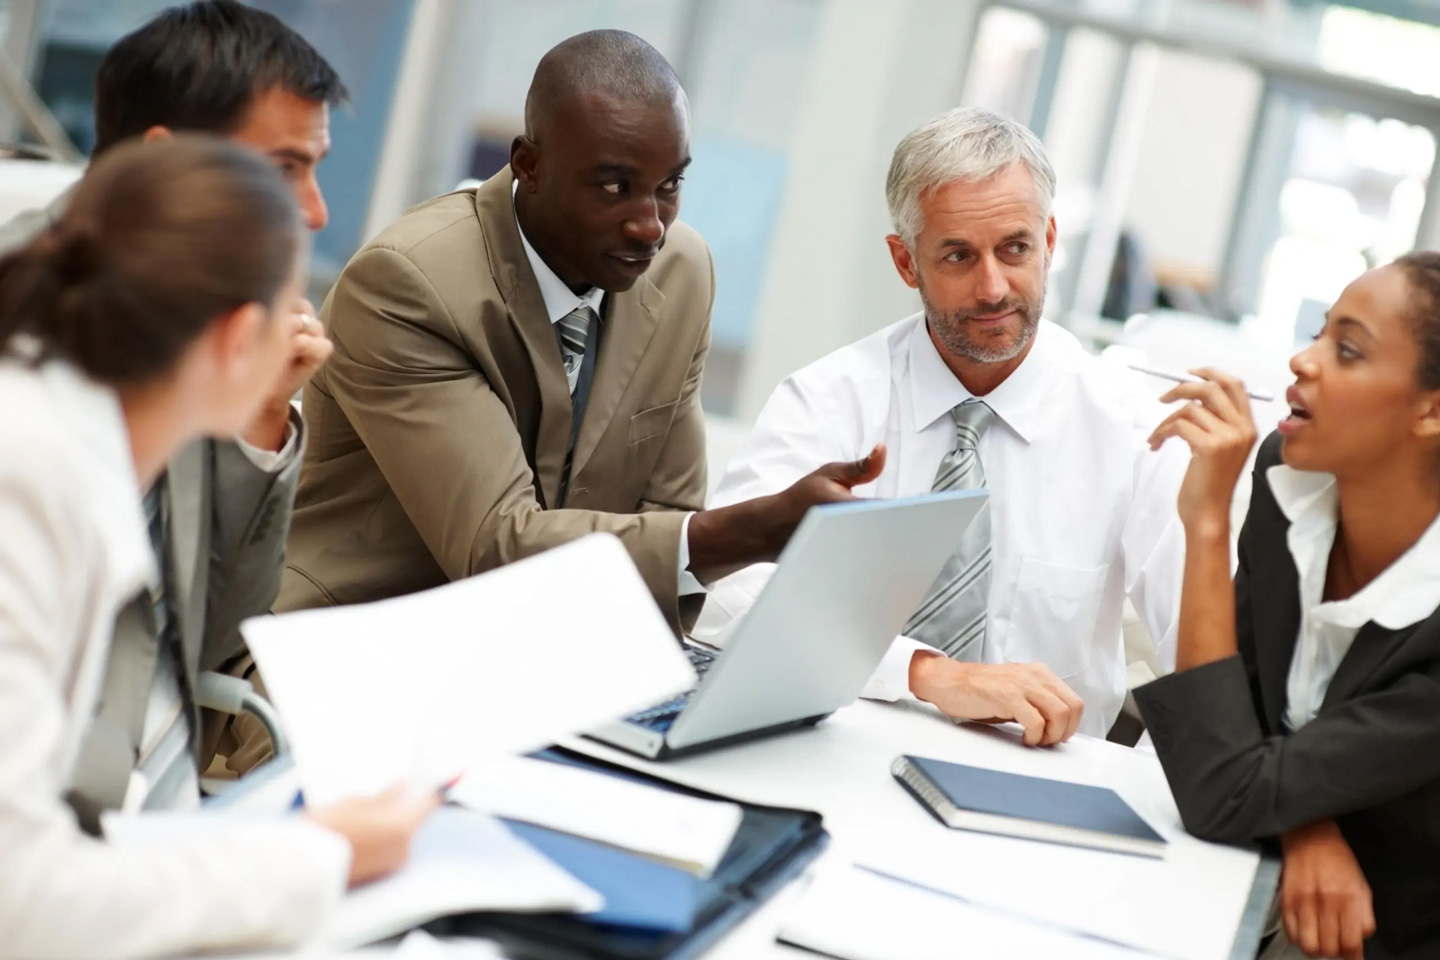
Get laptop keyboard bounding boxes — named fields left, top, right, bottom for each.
left=625, top=646, right=716, bottom=732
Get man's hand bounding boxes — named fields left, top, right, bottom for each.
left=240, top=297, right=335, bottom=452
left=755, top=444, right=887, bottom=556
left=687, top=445, right=886, bottom=579
left=909, top=651, right=1084, bottom=746
left=1280, top=819, right=1375, bottom=960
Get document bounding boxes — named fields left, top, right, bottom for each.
left=332, top=807, right=600, bottom=948
left=242, top=535, right=696, bottom=807
left=103, top=806, right=601, bottom=949
left=450, top=755, right=742, bottom=876
left=779, top=863, right=1167, bottom=960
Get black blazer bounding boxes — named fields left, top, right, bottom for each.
left=1136, top=432, right=1440, bottom=959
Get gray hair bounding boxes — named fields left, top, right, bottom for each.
left=885, top=107, right=1056, bottom=244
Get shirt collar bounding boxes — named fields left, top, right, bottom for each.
left=1268, top=463, right=1440, bottom=630
left=906, top=314, right=1048, bottom=443
left=511, top=180, right=604, bottom=325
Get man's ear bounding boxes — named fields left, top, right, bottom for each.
left=141, top=125, right=174, bottom=144
left=1045, top=215, right=1058, bottom=259
left=510, top=135, right=540, bottom=192
left=886, top=235, right=920, bottom=290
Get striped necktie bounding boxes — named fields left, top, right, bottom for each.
left=903, top=399, right=996, bottom=660
left=557, top=304, right=595, bottom=394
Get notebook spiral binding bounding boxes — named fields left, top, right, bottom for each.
left=890, top=757, right=955, bottom=821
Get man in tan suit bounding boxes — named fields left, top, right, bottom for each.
left=273, top=33, right=878, bottom=633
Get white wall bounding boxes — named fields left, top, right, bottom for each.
left=735, top=0, right=984, bottom=422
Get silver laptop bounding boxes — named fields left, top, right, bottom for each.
left=587, top=489, right=988, bottom=760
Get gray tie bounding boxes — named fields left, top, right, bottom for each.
left=557, top=304, right=595, bottom=394
left=904, top=399, right=996, bottom=660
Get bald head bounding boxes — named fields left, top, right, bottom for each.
left=510, top=30, right=691, bottom=295
left=524, top=30, right=682, bottom=138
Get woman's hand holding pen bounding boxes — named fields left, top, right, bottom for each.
left=1147, top=368, right=1259, bottom=541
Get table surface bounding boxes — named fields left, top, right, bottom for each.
left=212, top=698, right=1278, bottom=960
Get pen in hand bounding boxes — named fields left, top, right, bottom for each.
left=1126, top=364, right=1275, bottom=404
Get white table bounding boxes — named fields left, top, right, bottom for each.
left=215, top=698, right=1278, bottom=959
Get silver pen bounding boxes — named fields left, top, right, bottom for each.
left=1126, top=363, right=1275, bottom=404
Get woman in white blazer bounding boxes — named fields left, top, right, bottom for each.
left=0, top=135, right=435, bottom=959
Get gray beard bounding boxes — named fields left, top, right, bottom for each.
left=921, top=287, right=1043, bottom=364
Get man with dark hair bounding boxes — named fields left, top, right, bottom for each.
left=0, top=1, right=347, bottom=818
left=92, top=0, right=347, bottom=231
left=244, top=30, right=878, bottom=771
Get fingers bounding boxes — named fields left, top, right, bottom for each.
left=1338, top=899, right=1368, bottom=960
left=1318, top=893, right=1341, bottom=960
left=1027, top=687, right=1070, bottom=746
left=1011, top=698, right=1047, bottom=746
left=1042, top=672, right=1085, bottom=742
left=1157, top=371, right=1242, bottom=424
left=1296, top=895, right=1321, bottom=958
left=823, top=444, right=886, bottom=488
left=1148, top=414, right=1211, bottom=453
left=1148, top=401, right=1226, bottom=450
left=1191, top=366, right=1253, bottom=421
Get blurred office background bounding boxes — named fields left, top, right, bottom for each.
left=2, top=0, right=1439, bottom=426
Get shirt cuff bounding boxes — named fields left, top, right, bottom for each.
left=677, top=512, right=706, bottom=596
left=233, top=408, right=300, bottom=474
left=860, top=636, right=938, bottom=702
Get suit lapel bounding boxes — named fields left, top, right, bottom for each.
left=1254, top=522, right=1304, bottom=733
left=571, top=280, right=663, bottom=479
left=164, top=441, right=209, bottom=687
left=1322, top=621, right=1413, bottom=711
left=474, top=170, right=573, bottom=509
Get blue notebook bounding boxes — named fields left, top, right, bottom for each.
left=892, top=755, right=1167, bottom=858
left=502, top=820, right=701, bottom=933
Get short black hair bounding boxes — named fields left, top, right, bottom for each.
left=524, top=30, right=682, bottom=138
left=93, top=0, right=348, bottom=155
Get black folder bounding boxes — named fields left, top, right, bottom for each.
left=430, top=746, right=828, bottom=960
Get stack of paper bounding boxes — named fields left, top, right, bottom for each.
left=779, top=863, right=1166, bottom=960
left=449, top=755, right=742, bottom=876
left=103, top=807, right=599, bottom=950
left=241, top=535, right=696, bottom=806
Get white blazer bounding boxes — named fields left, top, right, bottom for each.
left=0, top=353, right=349, bottom=960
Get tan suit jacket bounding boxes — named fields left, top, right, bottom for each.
left=279, top=168, right=712, bottom=630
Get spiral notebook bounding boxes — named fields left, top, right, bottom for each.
left=891, top=755, right=1167, bottom=859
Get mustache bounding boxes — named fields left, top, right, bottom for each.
left=949, top=297, right=1030, bottom=322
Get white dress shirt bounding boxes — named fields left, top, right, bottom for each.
left=512, top=184, right=701, bottom=593
left=1269, top=465, right=1440, bottom=731
left=0, top=352, right=349, bottom=958
left=696, top=314, right=1189, bottom=737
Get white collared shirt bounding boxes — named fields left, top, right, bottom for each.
left=510, top=184, right=699, bottom=593
left=696, top=314, right=1190, bottom=738
left=1268, top=465, right=1440, bottom=731
left=511, top=181, right=606, bottom=393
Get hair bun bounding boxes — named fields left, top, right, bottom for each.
left=35, top=223, right=103, bottom=284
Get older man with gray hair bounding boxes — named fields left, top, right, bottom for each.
left=695, top=107, right=1189, bottom=745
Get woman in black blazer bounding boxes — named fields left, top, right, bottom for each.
left=1135, top=252, right=1440, bottom=960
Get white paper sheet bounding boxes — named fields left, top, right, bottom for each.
left=450, top=755, right=743, bottom=876
left=242, top=535, right=696, bottom=806
left=330, top=807, right=600, bottom=948
left=779, top=863, right=1166, bottom=960
left=849, top=816, right=1257, bottom=960
left=103, top=807, right=601, bottom=951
